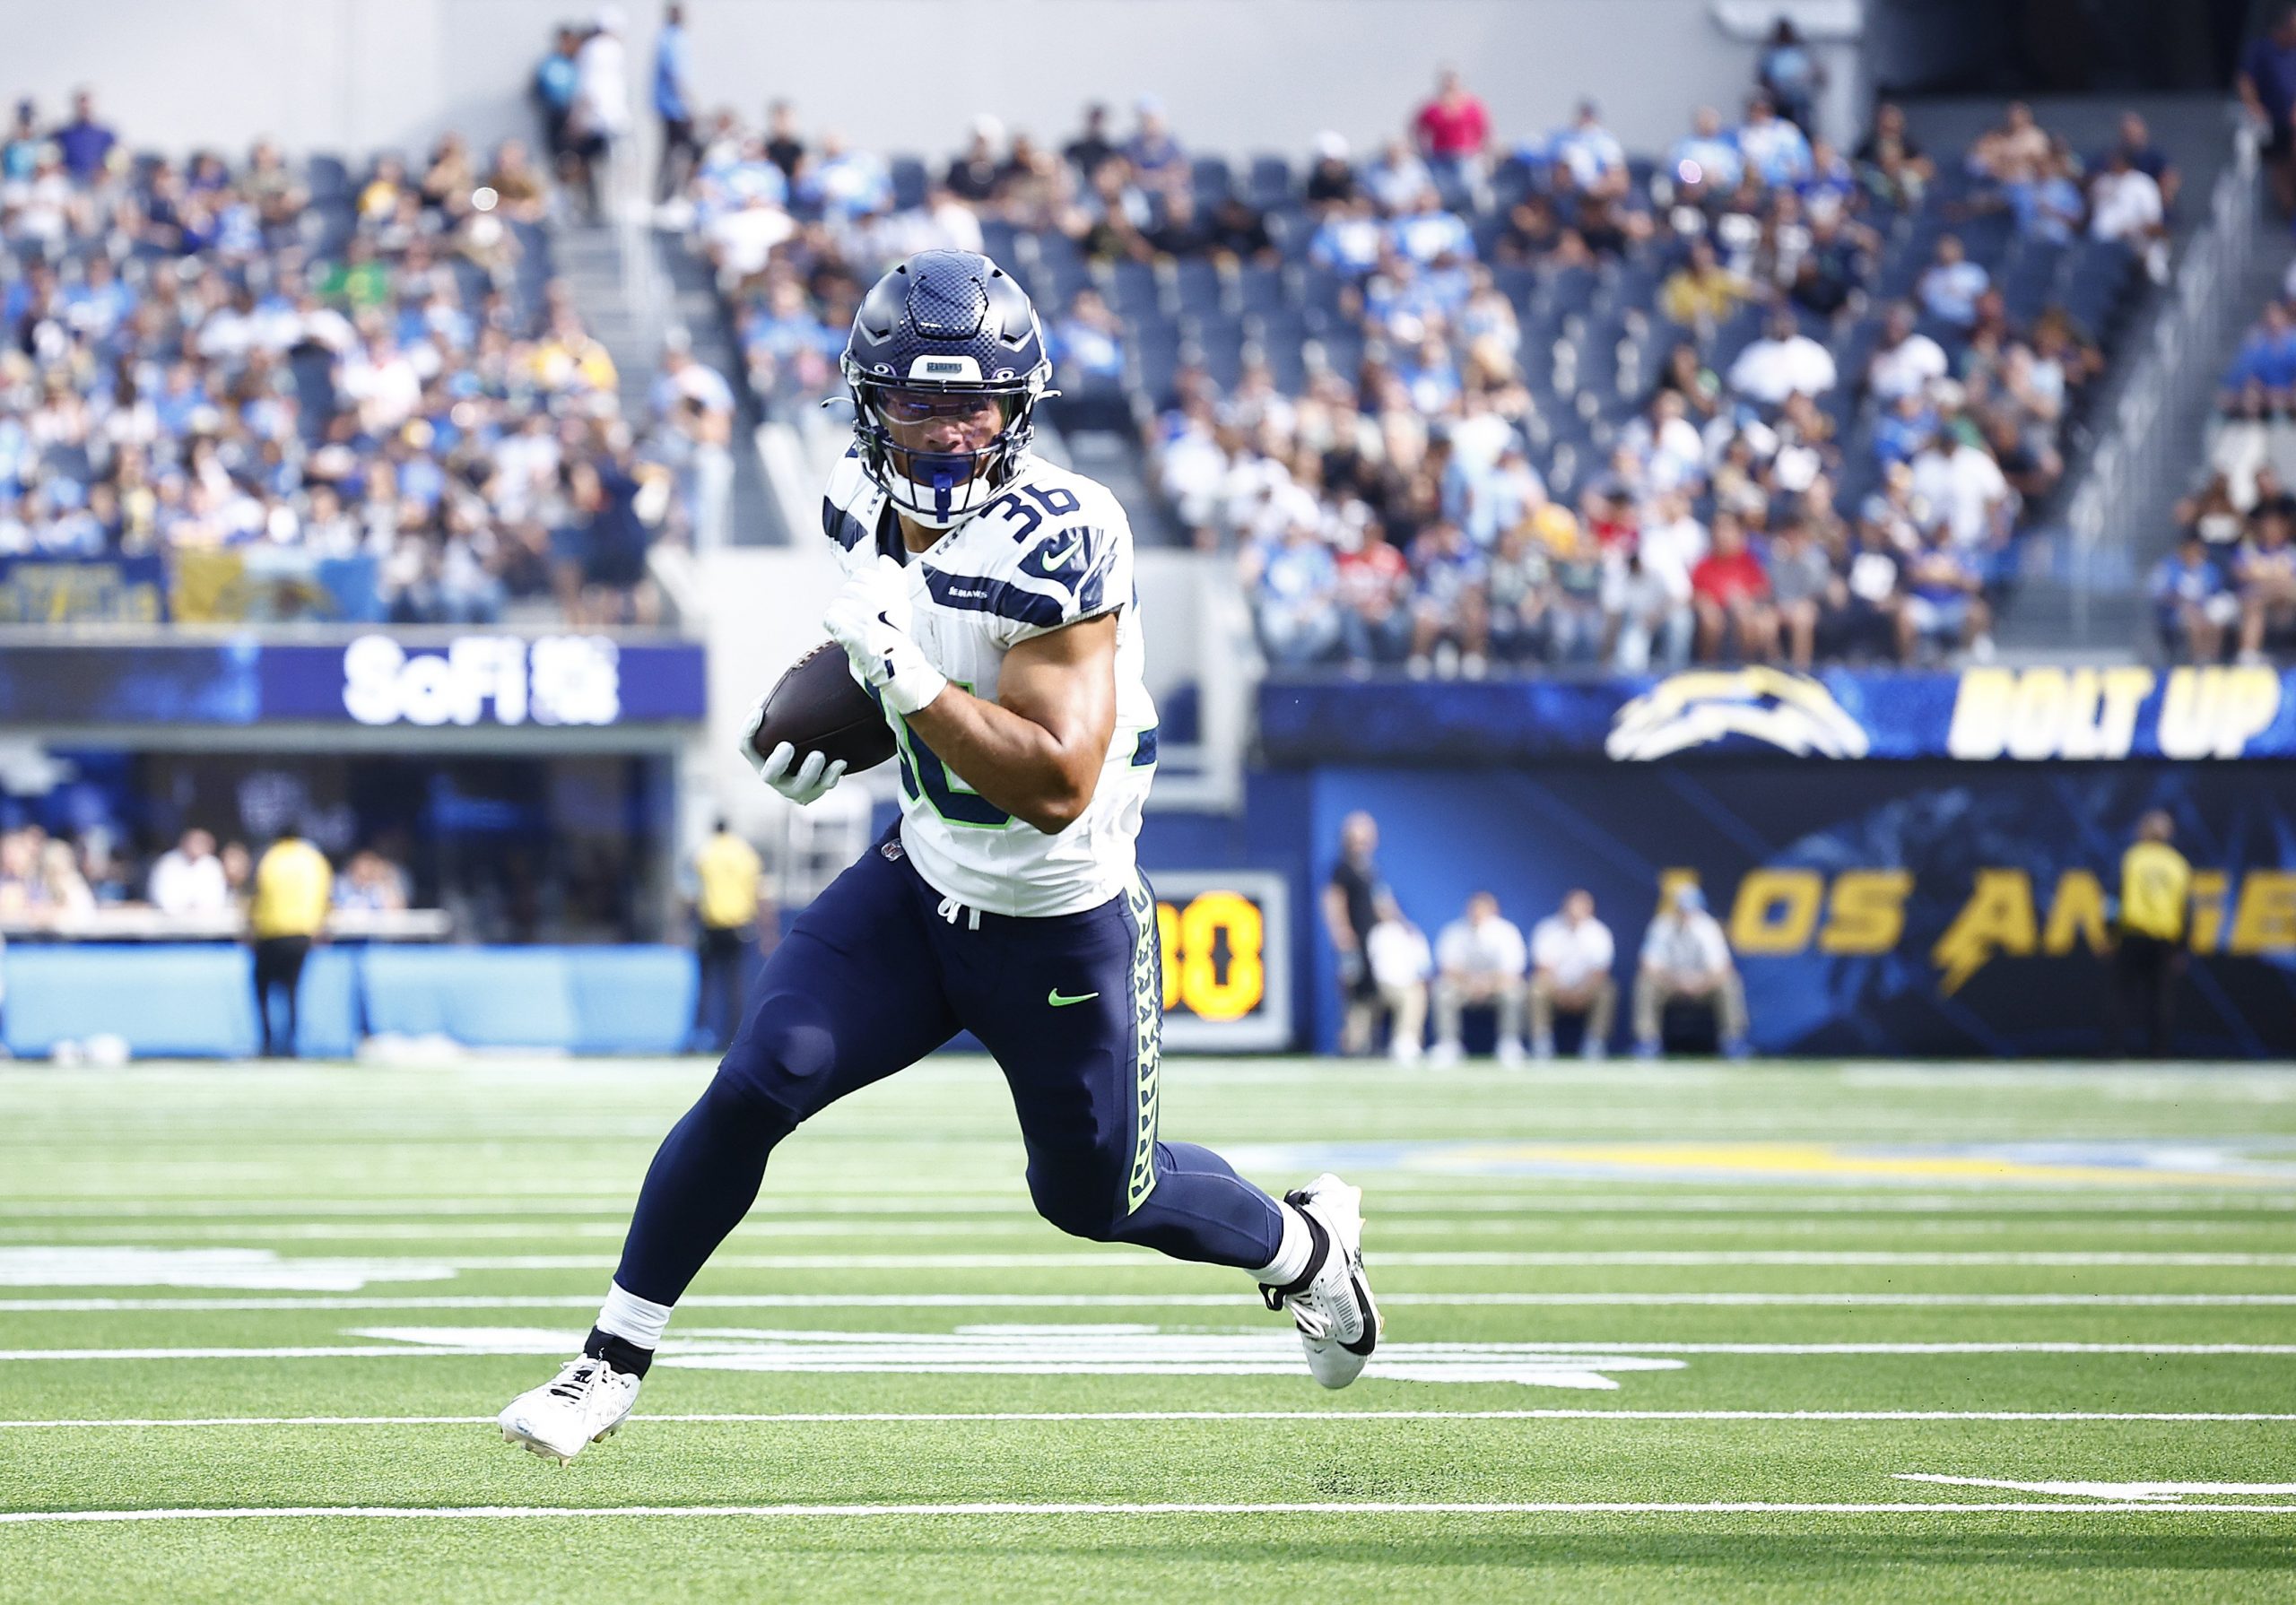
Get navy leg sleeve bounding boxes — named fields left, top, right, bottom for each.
left=955, top=872, right=1284, bottom=1270
left=613, top=840, right=960, bottom=1306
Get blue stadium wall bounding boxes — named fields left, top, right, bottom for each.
left=1248, top=667, right=2296, bottom=1059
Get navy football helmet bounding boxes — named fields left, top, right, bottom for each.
left=840, top=250, right=1053, bottom=529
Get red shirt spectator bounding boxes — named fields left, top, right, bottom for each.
left=1692, top=543, right=1770, bottom=607
left=1413, top=70, right=1490, bottom=160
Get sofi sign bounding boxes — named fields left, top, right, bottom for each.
left=342, top=635, right=623, bottom=727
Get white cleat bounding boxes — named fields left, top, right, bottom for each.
left=1260, top=1173, right=1382, bottom=1389
left=497, top=1356, right=640, bottom=1465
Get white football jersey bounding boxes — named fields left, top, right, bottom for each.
left=824, top=448, right=1158, bottom=917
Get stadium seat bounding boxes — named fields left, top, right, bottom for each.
left=1236, top=262, right=1292, bottom=314
left=890, top=154, right=930, bottom=212
left=1246, top=153, right=1294, bottom=208
left=1109, top=257, right=1166, bottom=319
left=1173, top=256, right=1227, bottom=315
left=1191, top=154, right=1235, bottom=204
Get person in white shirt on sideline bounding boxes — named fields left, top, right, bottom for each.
left=1633, top=884, right=1750, bottom=1059
left=147, top=828, right=231, bottom=918
left=1363, top=892, right=1431, bottom=1064
left=1529, top=889, right=1617, bottom=1060
left=1431, top=890, right=1528, bottom=1065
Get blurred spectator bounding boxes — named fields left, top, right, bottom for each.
left=1062, top=103, right=1117, bottom=183
left=533, top=24, right=583, bottom=173
left=1431, top=889, right=1528, bottom=1065
left=1824, top=515, right=1907, bottom=661
left=688, top=818, right=766, bottom=1056
left=1910, top=422, right=2012, bottom=553
left=568, top=8, right=633, bottom=221
left=51, top=88, right=115, bottom=182
left=1304, top=131, right=1357, bottom=209
left=1898, top=522, right=1992, bottom=663
left=1633, top=884, right=1748, bottom=1058
left=334, top=848, right=411, bottom=912
left=1691, top=511, right=1774, bottom=663
left=33, top=838, right=94, bottom=920
left=1736, top=92, right=1812, bottom=188
left=1853, top=100, right=1931, bottom=209
left=1406, top=520, right=1489, bottom=677
left=1970, top=101, right=2051, bottom=186
left=2240, top=4, right=2296, bottom=215
left=1548, top=100, right=1626, bottom=196
left=1364, top=891, right=1432, bottom=1065
left=1726, top=308, right=1836, bottom=405
left=652, top=332, right=736, bottom=550
left=2152, top=532, right=2235, bottom=664
left=2222, top=301, right=2296, bottom=402
left=1768, top=514, right=1833, bottom=670
left=2090, top=146, right=2165, bottom=279
left=946, top=117, right=1004, bottom=204
left=2236, top=504, right=2296, bottom=663
left=2110, top=811, right=2191, bottom=1057
left=1528, top=889, right=1616, bottom=1061
left=2104, top=111, right=2179, bottom=212
left=149, top=829, right=230, bottom=917
left=1671, top=107, right=1744, bottom=192
left=653, top=4, right=698, bottom=203
left=2010, top=143, right=2084, bottom=243
left=1338, top=523, right=1414, bottom=665
left=1757, top=19, right=1824, bottom=137
left=1323, top=811, right=1389, bottom=1057
left=1660, top=239, right=1750, bottom=327
left=1412, top=68, right=1491, bottom=205
left=1917, top=234, right=1988, bottom=328
left=1124, top=98, right=1185, bottom=189
left=1866, top=303, right=1948, bottom=403
left=1252, top=515, right=1343, bottom=668
left=249, top=825, right=331, bottom=1058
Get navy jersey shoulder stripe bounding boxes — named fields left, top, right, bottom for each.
left=823, top=498, right=873, bottom=551
left=924, top=568, right=1065, bottom=629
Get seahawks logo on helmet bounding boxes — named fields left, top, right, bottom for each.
left=1605, top=668, right=1872, bottom=760
left=839, top=250, right=1054, bottom=531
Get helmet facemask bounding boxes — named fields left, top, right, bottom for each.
left=844, top=364, right=1046, bottom=530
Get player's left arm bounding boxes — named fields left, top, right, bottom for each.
left=904, top=613, right=1118, bottom=836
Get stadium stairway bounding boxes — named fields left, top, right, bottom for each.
left=552, top=220, right=779, bottom=545
left=1989, top=105, right=2274, bottom=657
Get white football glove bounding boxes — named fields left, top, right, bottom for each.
left=822, top=554, right=948, bottom=717
left=740, top=697, right=848, bottom=804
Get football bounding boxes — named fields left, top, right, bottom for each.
left=749, top=641, right=900, bottom=774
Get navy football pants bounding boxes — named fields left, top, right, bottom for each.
left=613, top=833, right=1285, bottom=1307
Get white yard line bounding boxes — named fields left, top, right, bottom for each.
left=4, top=1499, right=2293, bottom=1525
left=9, top=1291, right=2296, bottom=1313
left=4, top=1409, right=2292, bottom=1430
left=4, top=1340, right=2292, bottom=1362
left=265, top=1250, right=2296, bottom=1271
left=2, top=1193, right=2292, bottom=1219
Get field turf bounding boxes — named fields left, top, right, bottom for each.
left=2, top=1056, right=2294, bottom=1601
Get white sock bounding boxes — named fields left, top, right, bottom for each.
left=1251, top=1202, right=1314, bottom=1286
left=596, top=1280, right=674, bottom=1350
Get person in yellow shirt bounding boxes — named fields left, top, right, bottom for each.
left=249, top=825, right=334, bottom=1058
left=689, top=820, right=770, bottom=1054
left=2111, top=811, right=2191, bottom=1058
left=1659, top=239, right=1750, bottom=328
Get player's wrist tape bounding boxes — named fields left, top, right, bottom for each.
left=879, top=642, right=947, bottom=716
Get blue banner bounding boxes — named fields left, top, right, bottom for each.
left=1306, top=761, right=2296, bottom=1059
left=0, top=636, right=707, bottom=726
left=0, top=555, right=169, bottom=623
left=1262, top=664, right=2296, bottom=764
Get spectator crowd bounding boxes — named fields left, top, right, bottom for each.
left=0, top=78, right=725, bottom=627
left=0, top=820, right=409, bottom=930
left=653, top=35, right=2162, bottom=676
left=2179, top=268, right=2296, bottom=665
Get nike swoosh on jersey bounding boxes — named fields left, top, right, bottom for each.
left=1047, top=988, right=1100, bottom=1007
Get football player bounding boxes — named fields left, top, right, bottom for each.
left=500, top=250, right=1378, bottom=1462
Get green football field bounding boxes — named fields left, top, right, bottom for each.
left=3, top=1057, right=2295, bottom=1602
